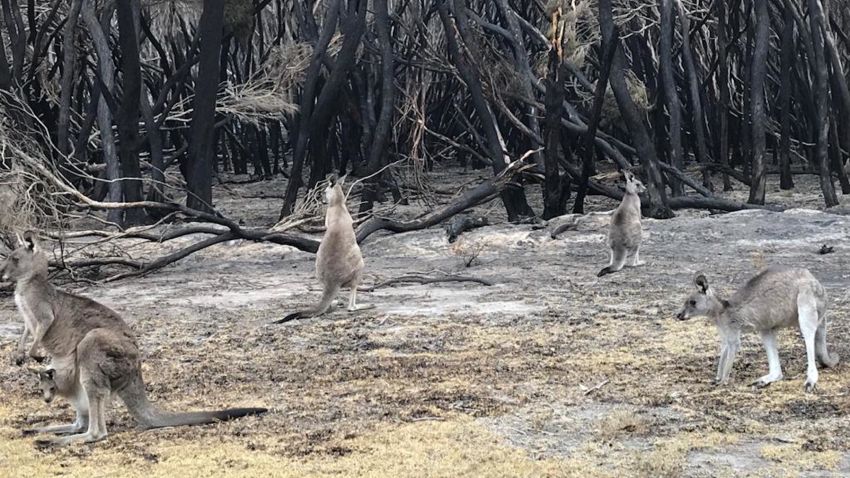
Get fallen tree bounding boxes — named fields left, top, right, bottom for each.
left=21, top=140, right=540, bottom=281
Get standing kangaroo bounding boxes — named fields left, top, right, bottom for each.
left=275, top=174, right=365, bottom=323
left=3, top=233, right=266, bottom=445
left=598, top=170, right=646, bottom=277
left=676, top=267, right=839, bottom=392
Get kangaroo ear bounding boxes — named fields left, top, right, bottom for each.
left=337, top=174, right=347, bottom=187
left=22, top=231, right=38, bottom=252
left=694, top=273, right=709, bottom=294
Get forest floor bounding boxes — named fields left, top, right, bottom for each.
left=1, top=168, right=850, bottom=477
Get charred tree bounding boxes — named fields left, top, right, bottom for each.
left=439, top=0, right=534, bottom=221
left=115, top=0, right=146, bottom=226
left=747, top=0, right=769, bottom=205
left=659, top=0, right=683, bottom=196
left=808, top=0, right=839, bottom=206
left=82, top=0, right=122, bottom=224
left=542, top=48, right=567, bottom=219
left=574, top=28, right=618, bottom=214
left=186, top=0, right=226, bottom=213
left=56, top=0, right=82, bottom=159
left=777, top=4, right=795, bottom=190
left=598, top=0, right=672, bottom=218
left=359, top=0, right=394, bottom=214
left=676, top=0, right=712, bottom=190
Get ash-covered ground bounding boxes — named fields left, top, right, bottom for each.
left=1, top=171, right=849, bottom=477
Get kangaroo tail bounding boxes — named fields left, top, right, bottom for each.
left=140, top=407, right=268, bottom=429
left=272, top=284, right=339, bottom=324
left=120, top=371, right=267, bottom=429
left=550, top=220, right=578, bottom=239
left=815, top=322, right=840, bottom=368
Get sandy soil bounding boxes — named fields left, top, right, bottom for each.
left=1, top=170, right=850, bottom=477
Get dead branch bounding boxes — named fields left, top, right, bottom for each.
left=445, top=215, right=489, bottom=243
left=356, top=150, right=538, bottom=242
left=360, top=274, right=494, bottom=292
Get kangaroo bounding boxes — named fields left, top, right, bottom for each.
left=3, top=233, right=267, bottom=445
left=7, top=232, right=44, bottom=366
left=274, top=174, right=365, bottom=323
left=31, top=367, right=57, bottom=404
left=676, top=267, right=839, bottom=392
left=598, top=170, right=646, bottom=277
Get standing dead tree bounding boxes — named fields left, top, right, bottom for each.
left=598, top=0, right=672, bottom=218
left=185, top=0, right=226, bottom=213
left=0, top=0, right=848, bottom=274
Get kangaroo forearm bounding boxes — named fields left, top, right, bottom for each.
left=28, top=321, right=51, bottom=358
left=28, top=340, right=41, bottom=358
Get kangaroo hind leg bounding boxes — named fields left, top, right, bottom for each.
left=629, top=245, right=645, bottom=267
left=798, top=292, right=820, bottom=393
left=598, top=247, right=627, bottom=277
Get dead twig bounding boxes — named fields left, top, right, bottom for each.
left=360, top=274, right=494, bottom=292
left=582, top=379, right=610, bottom=396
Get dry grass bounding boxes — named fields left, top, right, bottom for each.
left=595, top=408, right=649, bottom=442
left=0, top=405, right=568, bottom=478
left=760, top=444, right=842, bottom=472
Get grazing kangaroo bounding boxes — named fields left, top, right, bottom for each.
left=274, top=174, right=365, bottom=323
left=676, top=267, right=839, bottom=392
left=3, top=233, right=266, bottom=445
left=598, top=171, right=646, bottom=277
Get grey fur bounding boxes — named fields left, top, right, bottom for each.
left=275, top=175, right=365, bottom=323
left=2, top=234, right=266, bottom=445
left=676, top=267, right=839, bottom=392
left=598, top=171, right=646, bottom=277
left=6, top=233, right=44, bottom=366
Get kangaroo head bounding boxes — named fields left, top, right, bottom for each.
left=1, top=231, right=48, bottom=282
left=29, top=367, right=56, bottom=403
left=623, top=171, right=646, bottom=195
left=324, top=173, right=346, bottom=207
left=676, top=273, right=723, bottom=320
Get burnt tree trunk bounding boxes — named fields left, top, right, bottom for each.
left=280, top=0, right=362, bottom=217
left=598, top=0, right=672, bottom=218
left=660, top=0, right=683, bottom=196
left=359, top=0, right=394, bottom=214
left=543, top=49, right=566, bottom=219
left=829, top=114, right=850, bottom=193
left=186, top=0, right=225, bottom=212
left=747, top=0, right=769, bottom=205
left=777, top=4, right=795, bottom=190
left=676, top=0, right=712, bottom=190
left=56, top=0, right=82, bottom=158
left=574, top=31, right=618, bottom=214
left=440, top=0, right=534, bottom=221
left=82, top=0, right=122, bottom=224
left=115, top=0, right=146, bottom=226
left=494, top=0, right=543, bottom=172
left=717, top=2, right=732, bottom=191
left=808, top=0, right=839, bottom=206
